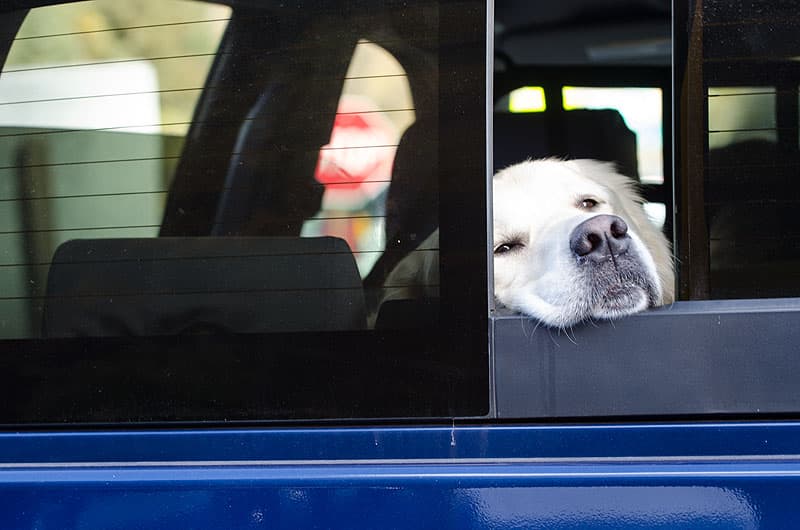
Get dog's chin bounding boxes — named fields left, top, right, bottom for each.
left=589, top=284, right=650, bottom=320
left=501, top=274, right=660, bottom=329
left=581, top=250, right=662, bottom=321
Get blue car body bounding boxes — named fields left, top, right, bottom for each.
left=2, top=422, right=799, bottom=528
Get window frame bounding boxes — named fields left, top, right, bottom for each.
left=490, top=0, right=800, bottom=421
left=7, top=0, right=799, bottom=427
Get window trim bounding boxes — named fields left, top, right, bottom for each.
left=492, top=298, right=800, bottom=419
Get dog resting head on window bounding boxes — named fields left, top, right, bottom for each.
left=379, top=159, right=674, bottom=328
left=493, top=159, right=674, bottom=328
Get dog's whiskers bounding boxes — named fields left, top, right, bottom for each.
left=565, top=325, right=578, bottom=345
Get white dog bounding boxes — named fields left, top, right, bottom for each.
left=379, top=159, right=673, bottom=328
left=493, top=159, right=673, bottom=327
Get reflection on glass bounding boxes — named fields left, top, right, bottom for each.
left=0, top=0, right=230, bottom=338
left=708, top=87, right=776, bottom=150
left=303, top=41, right=415, bottom=277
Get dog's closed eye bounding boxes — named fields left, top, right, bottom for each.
left=494, top=241, right=524, bottom=255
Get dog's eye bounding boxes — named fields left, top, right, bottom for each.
left=494, top=242, right=523, bottom=254
left=579, top=197, right=599, bottom=209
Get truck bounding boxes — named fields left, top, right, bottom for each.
left=0, top=0, right=798, bottom=527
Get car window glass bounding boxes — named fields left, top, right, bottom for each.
left=301, top=41, right=415, bottom=278
left=0, top=0, right=230, bottom=339
left=679, top=0, right=800, bottom=300
left=0, top=0, right=489, bottom=423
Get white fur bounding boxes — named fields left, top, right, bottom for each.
left=493, top=159, right=673, bottom=327
left=379, top=159, right=674, bottom=328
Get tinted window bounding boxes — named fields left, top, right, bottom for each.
left=0, top=0, right=230, bottom=338
left=0, top=0, right=489, bottom=423
left=676, top=0, right=800, bottom=300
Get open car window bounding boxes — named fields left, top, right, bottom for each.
left=491, top=0, right=800, bottom=420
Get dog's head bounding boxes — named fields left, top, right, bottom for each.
left=493, top=159, right=674, bottom=328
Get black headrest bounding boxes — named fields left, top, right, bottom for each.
left=494, top=109, right=639, bottom=179
left=43, top=237, right=365, bottom=337
left=384, top=120, right=439, bottom=249
left=364, top=120, right=438, bottom=289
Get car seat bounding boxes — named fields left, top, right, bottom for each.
left=42, top=236, right=366, bottom=337
left=493, top=108, right=639, bottom=178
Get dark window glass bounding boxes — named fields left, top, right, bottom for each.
left=676, top=0, right=800, bottom=300
left=0, top=0, right=489, bottom=424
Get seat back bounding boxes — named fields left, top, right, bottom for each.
left=43, top=236, right=365, bottom=337
left=493, top=109, right=639, bottom=178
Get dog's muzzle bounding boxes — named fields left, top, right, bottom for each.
left=568, top=213, right=660, bottom=311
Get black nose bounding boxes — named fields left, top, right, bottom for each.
left=569, top=214, right=630, bottom=260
